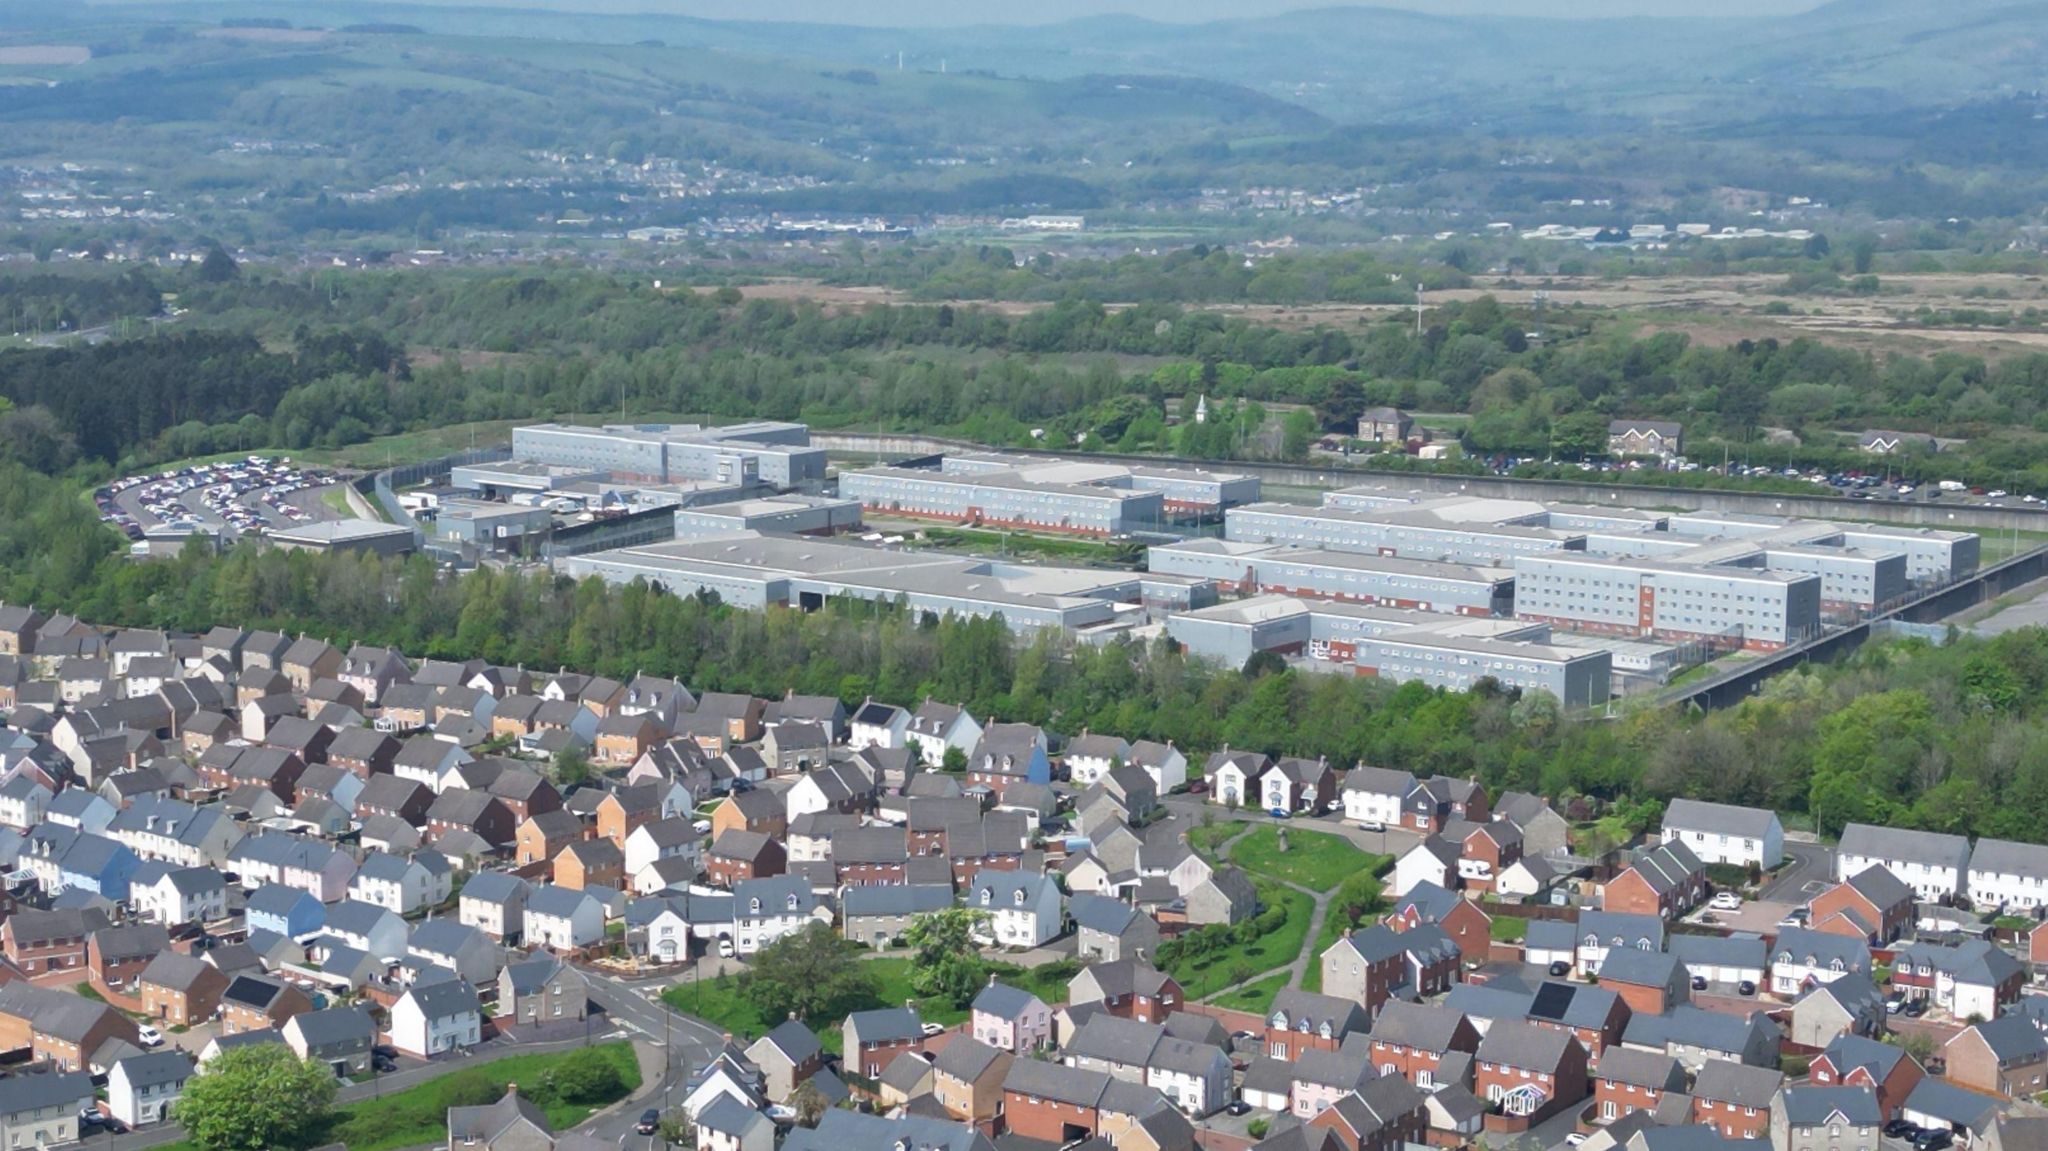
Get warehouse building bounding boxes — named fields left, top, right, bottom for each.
left=673, top=496, right=863, bottom=539
left=939, top=453, right=1260, bottom=513
left=269, top=519, right=416, bottom=558
left=558, top=533, right=1142, bottom=633
left=1166, top=596, right=1611, bottom=706
left=511, top=422, right=828, bottom=487
left=1225, top=501, right=1586, bottom=565
left=432, top=499, right=554, bottom=549
left=1145, top=539, right=1514, bottom=616
left=447, top=460, right=607, bottom=498
left=840, top=464, right=1168, bottom=537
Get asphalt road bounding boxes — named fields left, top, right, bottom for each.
left=1759, top=840, right=1837, bottom=903
left=582, top=971, right=733, bottom=1145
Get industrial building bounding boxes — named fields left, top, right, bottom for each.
left=938, top=453, right=1261, bottom=512
left=558, top=532, right=1144, bottom=633
left=431, top=500, right=554, bottom=549
left=839, top=455, right=1258, bottom=538
left=511, top=421, right=828, bottom=488
left=268, top=519, right=416, bottom=558
left=1512, top=552, right=1822, bottom=650
left=673, top=496, right=863, bottom=540
left=1225, top=500, right=1589, bottom=565
left=1145, top=539, right=1514, bottom=616
left=1164, top=596, right=1612, bottom=707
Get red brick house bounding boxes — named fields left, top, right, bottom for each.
left=553, top=838, right=626, bottom=891
left=1810, top=1033, right=1923, bottom=1118
left=219, top=974, right=314, bottom=1035
left=1523, top=981, right=1632, bottom=1067
left=1065, top=960, right=1183, bottom=1025
left=1589, top=949, right=1689, bottom=1018
left=1810, top=866, right=1915, bottom=945
left=85, top=923, right=170, bottom=994
left=1385, top=884, right=1492, bottom=968
left=1601, top=840, right=1707, bottom=920
left=1363, top=1001, right=1479, bottom=1089
left=597, top=784, right=665, bottom=848
left=1592, top=1048, right=1684, bottom=1125
left=2, top=907, right=107, bottom=976
left=1690, top=1062, right=1784, bottom=1140
left=137, top=952, right=228, bottom=1027
left=1264, top=990, right=1371, bottom=1062
left=706, top=829, right=787, bottom=887
left=1445, top=820, right=1521, bottom=895
left=1474, top=1021, right=1589, bottom=1124
left=1941, top=1016, right=2048, bottom=1101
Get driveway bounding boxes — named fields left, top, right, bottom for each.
left=1759, top=840, right=1836, bottom=903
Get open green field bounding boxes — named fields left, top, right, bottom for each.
left=659, top=956, right=1077, bottom=1048
left=1210, top=972, right=1290, bottom=1014
left=153, top=1042, right=641, bottom=1151
left=1228, top=825, right=1386, bottom=893
left=1165, top=884, right=1314, bottom=999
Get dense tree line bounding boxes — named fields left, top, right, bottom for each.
left=0, top=330, right=405, bottom=467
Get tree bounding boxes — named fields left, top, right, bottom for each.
left=177, top=1045, right=338, bottom=1151
left=198, top=245, right=240, bottom=283
left=541, top=1046, right=628, bottom=1104
left=791, top=1078, right=831, bottom=1127
left=552, top=745, right=595, bottom=788
left=904, top=907, right=992, bottom=1006
left=739, top=922, right=877, bottom=1023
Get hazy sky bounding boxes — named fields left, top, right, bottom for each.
left=335, top=0, right=1834, bottom=25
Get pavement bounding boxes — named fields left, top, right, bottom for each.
left=1759, top=840, right=1836, bottom=903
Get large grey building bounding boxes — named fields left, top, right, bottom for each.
left=558, top=532, right=1142, bottom=633
left=673, top=495, right=863, bottom=540
left=1164, top=595, right=1611, bottom=706
left=1145, top=539, right=1514, bottom=616
left=511, top=421, right=828, bottom=487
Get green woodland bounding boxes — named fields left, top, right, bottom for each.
left=8, top=264, right=2048, bottom=491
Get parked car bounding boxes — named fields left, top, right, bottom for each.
left=1886, top=992, right=1907, bottom=1015
left=1915, top=1131, right=1953, bottom=1151
left=1691, top=975, right=1709, bottom=991
left=1268, top=808, right=1290, bottom=819
left=1188, top=781, right=1209, bottom=795
left=1903, top=999, right=1928, bottom=1018
left=1710, top=891, right=1742, bottom=912
left=1549, top=960, right=1571, bottom=977
left=136, top=1024, right=164, bottom=1047
left=1736, top=980, right=1757, bottom=996
left=718, top=939, right=736, bottom=958
left=1358, top=820, right=1385, bottom=833
left=921, top=1022, right=945, bottom=1037
left=1226, top=1101, right=1252, bottom=1117
left=1885, top=1121, right=1919, bottom=1139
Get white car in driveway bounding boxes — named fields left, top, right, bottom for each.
left=1710, top=891, right=1742, bottom=912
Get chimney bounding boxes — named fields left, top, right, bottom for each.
left=989, top=972, right=999, bottom=987
left=505, top=1083, right=517, bottom=1096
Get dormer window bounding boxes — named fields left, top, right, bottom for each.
left=1013, top=890, right=1026, bottom=906
left=1270, top=1013, right=1287, bottom=1029
left=981, top=889, right=992, bottom=906
left=786, top=894, right=799, bottom=910
left=749, top=898, right=762, bottom=913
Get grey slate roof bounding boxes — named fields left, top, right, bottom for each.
left=1838, top=822, right=1970, bottom=870
left=1780, top=1084, right=1881, bottom=1126
left=402, top=977, right=479, bottom=1020
left=0, top=1071, right=92, bottom=1116
left=972, top=980, right=1046, bottom=1020
left=1474, top=1019, right=1573, bottom=1071
left=1662, top=798, right=1777, bottom=838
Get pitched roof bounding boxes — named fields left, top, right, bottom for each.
left=1475, top=1019, right=1575, bottom=1071
left=1662, top=798, right=1778, bottom=838
left=1837, top=822, right=1970, bottom=869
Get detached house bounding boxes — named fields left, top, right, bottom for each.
left=1810, top=866, right=1915, bottom=945
left=1891, top=939, right=2024, bottom=1020
left=1660, top=798, right=1783, bottom=870
left=965, top=723, right=1051, bottom=799
left=965, top=869, right=1063, bottom=949
left=973, top=980, right=1053, bottom=1052
left=1262, top=756, right=1337, bottom=816
left=389, top=978, right=482, bottom=1059
left=905, top=700, right=982, bottom=766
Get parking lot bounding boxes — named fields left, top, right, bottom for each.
left=95, top=456, right=354, bottom=543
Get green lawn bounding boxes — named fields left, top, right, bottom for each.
left=658, top=957, right=1075, bottom=1050
left=331, top=1042, right=640, bottom=1151
left=1210, top=972, right=1290, bottom=1014
left=1489, top=916, right=1529, bottom=942
left=1300, top=907, right=1354, bottom=993
left=1229, top=825, right=1386, bottom=893
left=1166, top=885, right=1315, bottom=999
left=152, top=1042, right=645, bottom=1151
left=1188, top=822, right=1239, bottom=859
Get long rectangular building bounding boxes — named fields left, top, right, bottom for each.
left=557, top=532, right=1140, bottom=633
left=1145, top=539, right=1514, bottom=616
left=1225, top=501, right=1585, bottom=565
left=1165, top=595, right=1610, bottom=706
left=940, top=453, right=1259, bottom=512
left=1513, top=552, right=1821, bottom=650
left=511, top=421, right=827, bottom=487
left=672, top=496, right=863, bottom=539
left=840, top=465, right=1167, bottom=537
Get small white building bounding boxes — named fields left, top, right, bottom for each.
left=1661, top=798, right=1784, bottom=870
left=106, top=1051, right=193, bottom=1128
left=1341, top=766, right=1415, bottom=829
left=1127, top=741, right=1188, bottom=795
left=905, top=701, right=982, bottom=767
left=130, top=865, right=228, bottom=927
left=388, top=978, right=482, bottom=1058
left=966, top=870, right=1063, bottom=949
left=521, top=884, right=606, bottom=953
left=1064, top=733, right=1131, bottom=787
left=696, top=1094, right=775, bottom=1151
left=346, top=851, right=451, bottom=916
left=848, top=700, right=910, bottom=752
